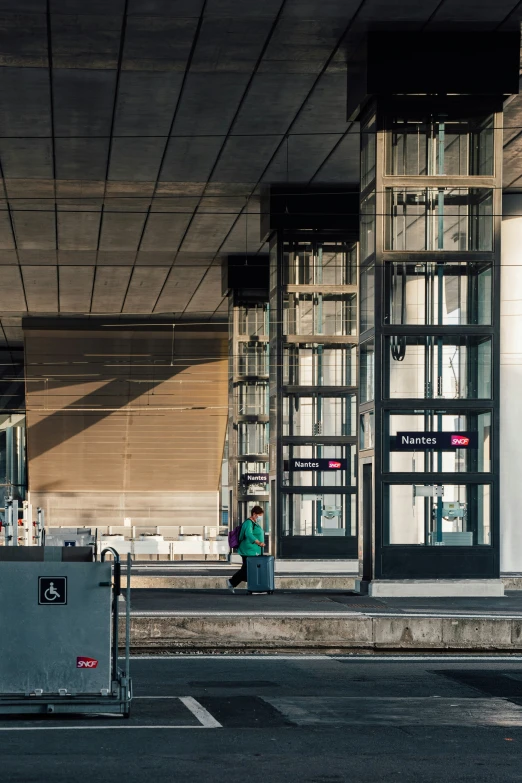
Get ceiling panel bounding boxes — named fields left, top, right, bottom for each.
left=160, top=135, right=224, bottom=183
left=122, top=266, right=170, bottom=312
left=291, top=71, right=351, bottom=134
left=21, top=266, right=58, bottom=312
left=263, top=132, right=343, bottom=181
left=139, top=213, right=192, bottom=252
left=0, top=139, right=53, bottom=179
left=311, top=128, right=360, bottom=183
left=59, top=266, right=95, bottom=313
left=50, top=11, right=123, bottom=70
left=171, top=74, right=251, bottom=136
left=210, top=135, right=282, bottom=183
left=51, top=1, right=126, bottom=13
left=179, top=212, right=238, bottom=253
left=0, top=211, right=16, bottom=250
left=0, top=267, right=26, bottom=312
left=91, top=265, right=133, bottom=312
left=108, top=137, right=165, bottom=182
left=113, top=71, right=183, bottom=136
left=0, top=11, right=47, bottom=67
left=12, top=209, right=56, bottom=250
left=0, top=67, right=51, bottom=137
left=233, top=73, right=317, bottom=135
left=122, top=15, right=198, bottom=70
left=53, top=69, right=117, bottom=137
left=99, top=212, right=147, bottom=251
left=219, top=212, right=265, bottom=254
left=127, top=1, right=205, bottom=16
left=57, top=211, right=101, bottom=250
left=184, top=265, right=224, bottom=313
left=154, top=265, right=206, bottom=313
left=55, top=138, right=110, bottom=181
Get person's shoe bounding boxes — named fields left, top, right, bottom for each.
left=227, top=579, right=236, bottom=594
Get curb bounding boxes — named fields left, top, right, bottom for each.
left=120, top=613, right=522, bottom=653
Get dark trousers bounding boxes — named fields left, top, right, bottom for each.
left=230, top=556, right=247, bottom=587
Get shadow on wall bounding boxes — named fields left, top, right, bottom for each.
left=24, top=326, right=228, bottom=493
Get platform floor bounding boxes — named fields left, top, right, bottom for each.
left=3, top=656, right=522, bottom=783
left=129, top=588, right=522, bottom=617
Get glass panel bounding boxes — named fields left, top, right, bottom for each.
left=386, top=410, right=492, bottom=472
left=281, top=492, right=357, bottom=536
left=236, top=382, right=269, bottom=416
left=0, top=418, right=26, bottom=505
left=283, top=394, right=356, bottom=437
left=385, top=336, right=492, bottom=399
left=0, top=351, right=25, bottom=412
left=361, top=114, right=377, bottom=190
left=237, top=342, right=269, bottom=376
left=269, top=235, right=277, bottom=293
left=283, top=293, right=357, bottom=336
left=360, top=262, right=375, bottom=333
left=360, top=411, right=374, bottom=450
left=384, top=261, right=492, bottom=326
left=360, top=191, right=376, bottom=261
left=386, top=483, right=491, bottom=545
left=283, top=345, right=357, bottom=387
left=282, top=493, right=356, bottom=537
left=238, top=304, right=268, bottom=336
left=0, top=350, right=27, bottom=505
left=385, top=188, right=493, bottom=252
left=472, top=117, right=495, bottom=175
left=386, top=115, right=494, bottom=176
left=360, top=341, right=375, bottom=403
left=283, top=242, right=357, bottom=286
left=238, top=422, right=269, bottom=455
left=283, top=444, right=356, bottom=487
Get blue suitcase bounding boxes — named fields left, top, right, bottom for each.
left=246, top=554, right=275, bottom=594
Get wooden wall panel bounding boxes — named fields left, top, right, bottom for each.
left=25, top=326, right=228, bottom=495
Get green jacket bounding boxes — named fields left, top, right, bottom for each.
left=237, top=518, right=264, bottom=557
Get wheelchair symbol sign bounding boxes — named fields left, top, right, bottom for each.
left=39, top=577, right=67, bottom=605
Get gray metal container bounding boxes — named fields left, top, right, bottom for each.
left=0, top=561, right=111, bottom=696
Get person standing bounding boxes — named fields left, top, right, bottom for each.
left=227, top=506, right=265, bottom=592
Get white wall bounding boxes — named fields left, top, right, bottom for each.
left=500, top=194, right=522, bottom=571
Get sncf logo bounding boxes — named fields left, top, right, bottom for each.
left=77, top=657, right=98, bottom=669
left=451, top=435, right=470, bottom=447
left=328, top=460, right=342, bottom=469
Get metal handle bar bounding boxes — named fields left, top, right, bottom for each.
left=101, top=547, right=121, bottom=683
left=100, top=547, right=120, bottom=563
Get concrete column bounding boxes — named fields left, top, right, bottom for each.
left=501, top=194, right=522, bottom=572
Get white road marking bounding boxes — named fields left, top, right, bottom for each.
left=179, top=696, right=222, bottom=728
left=0, top=725, right=208, bottom=732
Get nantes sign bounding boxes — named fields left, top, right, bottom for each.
left=286, top=459, right=347, bottom=471
left=391, top=432, right=478, bottom=451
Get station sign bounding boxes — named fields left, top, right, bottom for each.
left=243, top=472, right=269, bottom=484
left=391, top=432, right=478, bottom=451
left=285, top=458, right=347, bottom=471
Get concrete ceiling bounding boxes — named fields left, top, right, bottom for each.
left=0, top=0, right=519, bottom=348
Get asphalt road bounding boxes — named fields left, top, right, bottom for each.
left=3, top=656, right=522, bottom=782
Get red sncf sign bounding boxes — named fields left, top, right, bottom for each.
left=77, top=656, right=98, bottom=669
left=450, top=435, right=470, bottom=447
